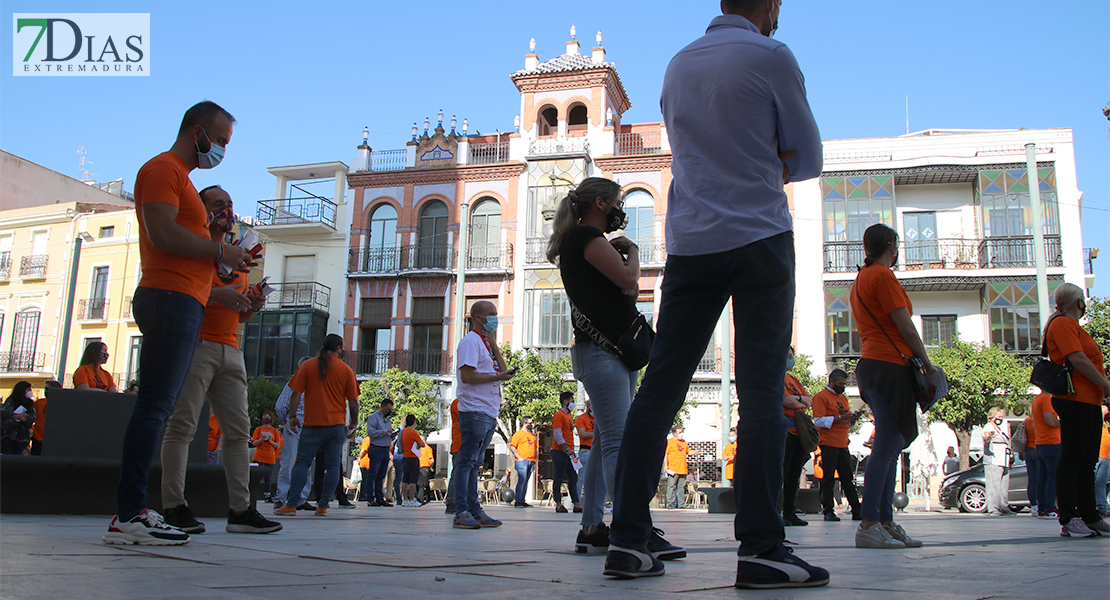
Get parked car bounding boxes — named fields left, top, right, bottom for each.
left=939, top=464, right=1028, bottom=513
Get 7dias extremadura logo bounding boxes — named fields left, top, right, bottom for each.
left=13, top=13, right=149, bottom=76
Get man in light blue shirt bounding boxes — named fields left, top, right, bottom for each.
left=606, top=0, right=828, bottom=589
left=364, top=400, right=396, bottom=506
left=273, top=358, right=313, bottom=511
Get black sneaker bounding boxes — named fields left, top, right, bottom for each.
left=851, top=506, right=862, bottom=521
left=783, top=513, right=808, bottom=526
left=226, top=508, right=284, bottom=534
left=297, top=502, right=317, bottom=511
left=603, top=545, right=665, bottom=579
left=823, top=511, right=841, bottom=522
left=647, top=527, right=686, bottom=560
left=163, top=505, right=205, bottom=534
left=556, top=505, right=568, bottom=513
left=735, top=543, right=830, bottom=589
left=575, top=523, right=610, bottom=554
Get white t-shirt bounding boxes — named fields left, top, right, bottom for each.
left=456, top=330, right=502, bottom=418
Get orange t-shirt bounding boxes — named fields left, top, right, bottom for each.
left=207, top=414, right=222, bottom=452
left=575, top=413, right=594, bottom=449
left=134, top=151, right=214, bottom=306
left=812, top=387, right=851, bottom=448
left=666, top=437, right=690, bottom=475
left=289, top=356, right=360, bottom=427
left=783, top=373, right=807, bottom=436
left=551, top=410, right=574, bottom=452
left=419, top=444, right=434, bottom=468
left=723, top=441, right=737, bottom=480
left=74, top=364, right=115, bottom=391
left=1023, top=416, right=1036, bottom=449
left=1099, top=424, right=1109, bottom=460
left=199, top=266, right=248, bottom=347
left=450, top=399, right=461, bottom=454
left=851, top=263, right=914, bottom=365
left=510, top=429, right=537, bottom=462
left=401, top=428, right=424, bottom=458
left=1031, top=392, right=1061, bottom=446
left=251, top=425, right=282, bottom=464
left=359, top=437, right=372, bottom=469
left=31, top=397, right=46, bottom=442
left=1046, top=316, right=1107, bottom=406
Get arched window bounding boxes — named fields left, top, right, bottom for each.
left=623, top=190, right=656, bottom=262
left=469, top=199, right=502, bottom=268
left=417, top=201, right=449, bottom=268
left=567, top=104, right=588, bottom=132
left=538, top=106, right=558, bottom=137
left=364, top=203, right=397, bottom=272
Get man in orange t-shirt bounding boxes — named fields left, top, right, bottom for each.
left=781, top=346, right=814, bottom=526
left=574, top=402, right=595, bottom=500
left=509, top=417, right=537, bottom=507
left=1031, top=391, right=1061, bottom=516
left=551, top=392, right=581, bottom=513
left=28, top=381, right=60, bottom=456
left=106, top=101, right=257, bottom=548
left=444, top=398, right=462, bottom=512
left=206, top=411, right=223, bottom=464
left=250, top=411, right=283, bottom=499
left=357, top=437, right=372, bottom=502
left=1021, top=414, right=1040, bottom=513
left=418, top=443, right=435, bottom=504
left=158, top=186, right=274, bottom=537
left=280, top=334, right=360, bottom=516
left=665, top=426, right=703, bottom=509
left=1096, top=406, right=1109, bottom=517
left=812, top=369, right=862, bottom=521
left=722, top=426, right=737, bottom=483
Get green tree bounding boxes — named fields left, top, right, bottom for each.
left=246, top=377, right=283, bottom=430
left=790, top=353, right=827, bottom=396
left=499, top=345, right=576, bottom=444
left=354, top=368, right=440, bottom=457
left=1085, top=295, right=1110, bottom=361
left=928, top=339, right=1032, bottom=470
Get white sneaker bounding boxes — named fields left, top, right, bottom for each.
left=103, top=509, right=190, bottom=546
left=1061, top=518, right=1096, bottom=538
left=884, top=522, right=923, bottom=548
left=855, top=523, right=905, bottom=549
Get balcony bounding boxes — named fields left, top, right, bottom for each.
left=615, top=131, right=662, bottom=156
left=19, top=254, right=48, bottom=278
left=823, top=237, right=1064, bottom=273
left=1085, top=248, right=1097, bottom=276
left=827, top=356, right=860, bottom=386
left=348, top=349, right=452, bottom=376
left=466, top=243, right=514, bottom=271
left=348, top=244, right=458, bottom=275
left=525, top=237, right=548, bottom=264
left=0, top=352, right=46, bottom=373
left=77, top=297, right=110, bottom=322
left=122, top=296, right=135, bottom=320
left=524, top=346, right=571, bottom=363
left=468, top=142, right=510, bottom=165
left=262, top=282, right=331, bottom=314
left=256, top=197, right=337, bottom=230
left=631, top=237, right=667, bottom=265
left=527, top=136, right=589, bottom=158
left=0, top=251, right=10, bottom=281
left=369, top=149, right=406, bottom=172
left=979, top=236, right=1062, bottom=269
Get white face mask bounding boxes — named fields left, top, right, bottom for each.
left=566, top=402, right=576, bottom=413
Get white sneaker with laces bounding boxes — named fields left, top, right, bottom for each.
left=855, top=523, right=905, bottom=549
left=1061, top=518, right=1096, bottom=538
left=103, top=509, right=190, bottom=546
left=885, top=522, right=923, bottom=548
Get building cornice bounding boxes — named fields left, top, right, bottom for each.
left=511, top=69, right=632, bottom=116
left=594, top=154, right=672, bottom=173
left=347, top=163, right=526, bottom=189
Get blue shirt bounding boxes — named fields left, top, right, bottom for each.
left=366, top=410, right=393, bottom=447
left=274, top=385, right=303, bottom=423
left=661, top=15, right=822, bottom=256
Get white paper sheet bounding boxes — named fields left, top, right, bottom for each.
left=411, top=442, right=420, bottom=456
left=571, top=455, right=582, bottom=472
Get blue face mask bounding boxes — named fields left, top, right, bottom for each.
left=195, top=127, right=226, bottom=169
left=483, top=315, right=498, bottom=332
left=786, top=357, right=795, bottom=371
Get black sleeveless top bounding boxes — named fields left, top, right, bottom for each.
left=559, top=226, right=638, bottom=345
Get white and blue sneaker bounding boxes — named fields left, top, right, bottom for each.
left=735, top=543, right=829, bottom=589
left=603, top=544, right=665, bottom=579
left=103, top=509, right=190, bottom=546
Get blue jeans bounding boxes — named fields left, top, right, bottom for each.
left=454, top=411, right=497, bottom=515
left=1036, top=443, right=1061, bottom=511
left=610, top=232, right=795, bottom=556
left=286, top=425, right=346, bottom=509
left=116, top=287, right=204, bottom=520
left=1024, top=446, right=1040, bottom=509
left=514, top=459, right=535, bottom=505
left=856, top=358, right=909, bottom=523
left=575, top=448, right=591, bottom=500
left=274, top=427, right=311, bottom=505
left=366, top=445, right=390, bottom=504
left=1095, top=457, right=1110, bottom=514
left=573, top=340, right=637, bottom=526
left=393, top=456, right=404, bottom=501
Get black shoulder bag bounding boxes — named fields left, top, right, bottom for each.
left=855, top=285, right=933, bottom=412
left=569, top=300, right=654, bottom=371
left=1029, top=315, right=1074, bottom=397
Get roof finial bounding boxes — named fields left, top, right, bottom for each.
left=570, top=24, right=576, bottom=40
left=529, top=37, right=536, bottom=53
left=596, top=30, right=603, bottom=46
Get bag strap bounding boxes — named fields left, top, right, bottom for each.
left=568, top=299, right=622, bottom=356
left=854, top=272, right=908, bottom=362
left=1040, top=313, right=1062, bottom=358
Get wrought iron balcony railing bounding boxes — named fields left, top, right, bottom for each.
left=0, top=251, right=10, bottom=281
left=256, top=197, right=337, bottom=229
left=979, top=236, right=1062, bottom=269
left=628, top=236, right=667, bottom=265
left=523, top=346, right=572, bottom=363
left=468, top=142, right=510, bottom=165
left=528, top=137, right=589, bottom=156
left=347, top=349, right=452, bottom=376
left=615, top=131, right=663, bottom=156
left=19, top=254, right=48, bottom=277
left=1085, top=248, right=1096, bottom=276
left=0, top=351, right=46, bottom=373
left=348, top=244, right=459, bottom=274
left=466, top=243, right=514, bottom=270
left=525, top=237, right=549, bottom=264
left=122, top=296, right=135, bottom=319
left=823, top=236, right=1064, bottom=273
left=262, top=282, right=331, bottom=314
left=77, top=297, right=110, bottom=321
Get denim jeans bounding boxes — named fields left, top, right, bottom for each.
left=610, top=232, right=795, bottom=556
left=572, top=339, right=637, bottom=526
left=116, top=287, right=204, bottom=520
left=445, top=452, right=458, bottom=510
left=1052, top=398, right=1101, bottom=525
left=286, top=425, right=346, bottom=509
left=514, top=459, right=535, bottom=506
left=366, top=445, right=390, bottom=504
left=1024, top=446, right=1040, bottom=509
left=274, top=428, right=311, bottom=505
left=393, top=456, right=404, bottom=502
left=575, top=447, right=591, bottom=500
left=454, top=411, right=497, bottom=515
left=1036, top=443, right=1061, bottom=511
left=666, top=473, right=687, bottom=508
left=856, top=358, right=910, bottom=523
left=552, top=448, right=580, bottom=505
left=1095, top=457, right=1110, bottom=514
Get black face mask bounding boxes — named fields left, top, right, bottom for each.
left=605, top=205, right=627, bottom=233
left=1079, top=300, right=1086, bottom=318
left=831, top=384, right=846, bottom=395
left=99, top=352, right=109, bottom=362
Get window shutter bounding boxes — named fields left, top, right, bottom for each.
left=412, top=298, right=444, bottom=324
left=283, top=255, right=315, bottom=283
left=360, top=298, right=392, bottom=328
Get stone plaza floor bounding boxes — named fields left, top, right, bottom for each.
left=1, top=504, right=1108, bottom=600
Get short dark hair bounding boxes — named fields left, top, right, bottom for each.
left=560, top=391, right=575, bottom=403
left=829, top=369, right=849, bottom=382
left=178, top=100, right=235, bottom=137
left=381, top=399, right=394, bottom=408
left=722, top=0, right=766, bottom=14
left=198, top=184, right=222, bottom=202
left=405, top=414, right=416, bottom=427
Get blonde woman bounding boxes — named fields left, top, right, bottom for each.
left=982, top=407, right=1014, bottom=516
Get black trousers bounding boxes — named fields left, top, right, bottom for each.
left=781, top=433, right=809, bottom=514
left=1052, top=398, right=1102, bottom=525
left=819, top=445, right=860, bottom=513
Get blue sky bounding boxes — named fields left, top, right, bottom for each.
left=2, top=1, right=1107, bottom=294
